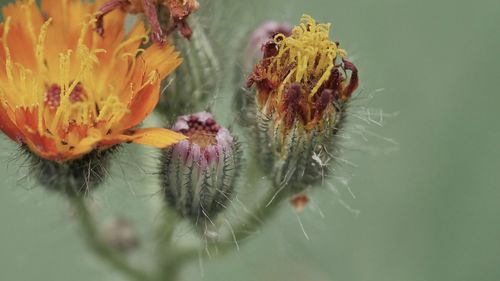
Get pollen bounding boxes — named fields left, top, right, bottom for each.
left=69, top=83, right=86, bottom=103
left=44, top=82, right=87, bottom=110
left=45, top=84, right=62, bottom=109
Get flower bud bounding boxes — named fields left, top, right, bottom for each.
left=158, top=16, right=221, bottom=120
left=160, top=112, right=241, bottom=226
left=246, top=15, right=359, bottom=193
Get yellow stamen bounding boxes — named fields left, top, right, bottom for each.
left=2, top=17, right=14, bottom=83
left=269, top=15, right=347, bottom=98
left=36, top=18, right=53, bottom=73
left=112, top=34, right=148, bottom=60
left=121, top=49, right=144, bottom=84
left=22, top=0, right=37, bottom=44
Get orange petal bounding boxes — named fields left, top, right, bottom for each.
left=122, top=20, right=147, bottom=54
left=116, top=45, right=181, bottom=130
left=94, top=8, right=127, bottom=54
left=119, top=81, right=160, bottom=130
left=0, top=105, right=22, bottom=141
left=109, top=128, right=186, bottom=148
left=65, top=128, right=103, bottom=160
left=141, top=43, right=182, bottom=80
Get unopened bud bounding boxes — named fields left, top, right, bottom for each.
left=158, top=16, right=220, bottom=120
left=160, top=112, right=241, bottom=227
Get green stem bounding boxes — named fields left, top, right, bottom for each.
left=226, top=189, right=286, bottom=247
left=154, top=208, right=182, bottom=281
left=70, top=196, right=152, bottom=281
left=184, top=188, right=288, bottom=258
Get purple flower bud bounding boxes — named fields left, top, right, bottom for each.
left=160, top=112, right=241, bottom=226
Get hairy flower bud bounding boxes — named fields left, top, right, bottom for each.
left=160, top=112, right=241, bottom=226
left=158, top=15, right=221, bottom=120
left=247, top=15, right=359, bottom=193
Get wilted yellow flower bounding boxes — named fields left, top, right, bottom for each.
left=248, top=14, right=358, bottom=132
left=247, top=15, right=359, bottom=193
left=0, top=0, right=185, bottom=162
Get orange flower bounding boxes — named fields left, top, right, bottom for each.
left=0, top=0, right=185, bottom=162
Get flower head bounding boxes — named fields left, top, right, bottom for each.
left=246, top=15, right=359, bottom=193
left=0, top=0, right=185, bottom=163
left=248, top=15, right=358, bottom=133
left=160, top=112, right=240, bottom=227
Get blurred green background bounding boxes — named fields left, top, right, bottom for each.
left=1, top=0, right=500, bottom=280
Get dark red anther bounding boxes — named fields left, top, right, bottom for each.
left=69, top=83, right=86, bottom=103
left=284, top=83, right=302, bottom=107
left=316, top=89, right=333, bottom=115
left=262, top=41, right=278, bottom=59
left=211, top=124, right=220, bottom=133
left=324, top=68, right=343, bottom=95
left=45, top=84, right=61, bottom=109
left=342, top=59, right=359, bottom=100
left=205, top=118, right=215, bottom=127
left=282, top=83, right=302, bottom=129
left=178, top=21, right=193, bottom=39
left=189, top=115, right=199, bottom=123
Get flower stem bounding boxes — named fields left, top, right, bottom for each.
left=70, top=196, right=152, bottom=281
left=182, top=188, right=288, bottom=258
left=154, top=208, right=182, bottom=281
left=216, top=188, right=287, bottom=253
